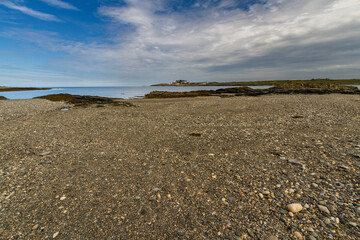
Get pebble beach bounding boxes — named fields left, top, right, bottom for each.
left=0, top=94, right=359, bottom=239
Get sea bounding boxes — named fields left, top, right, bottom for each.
left=1, top=86, right=272, bottom=100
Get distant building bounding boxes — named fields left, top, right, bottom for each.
left=172, top=80, right=191, bottom=85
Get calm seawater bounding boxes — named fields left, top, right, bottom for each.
left=1, top=86, right=271, bottom=100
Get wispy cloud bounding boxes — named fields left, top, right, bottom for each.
left=0, top=0, right=61, bottom=21
left=92, top=0, right=360, bottom=82
left=40, top=0, right=78, bottom=10
left=0, top=27, right=85, bottom=53
left=2, top=0, right=360, bottom=85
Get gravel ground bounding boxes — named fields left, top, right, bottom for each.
left=0, top=99, right=68, bottom=122
left=0, top=94, right=359, bottom=239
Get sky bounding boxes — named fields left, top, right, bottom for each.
left=0, top=0, right=359, bottom=87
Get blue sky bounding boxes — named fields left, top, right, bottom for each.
left=0, top=0, right=359, bottom=87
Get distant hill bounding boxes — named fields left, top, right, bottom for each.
left=0, top=87, right=51, bottom=92
left=152, top=79, right=360, bottom=86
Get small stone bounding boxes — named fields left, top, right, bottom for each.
left=263, top=190, right=270, bottom=195
left=328, top=205, right=336, bottom=213
left=39, top=152, right=51, bottom=156
left=288, top=159, right=302, bottom=165
left=348, top=222, right=357, bottom=227
left=53, top=232, right=59, bottom=238
left=32, top=224, right=39, bottom=230
left=308, top=236, right=316, bottom=240
left=268, top=235, right=279, bottom=240
left=259, top=193, right=264, bottom=199
left=318, top=205, right=330, bottom=214
left=294, top=231, right=303, bottom=240
left=338, top=165, right=349, bottom=171
left=60, top=195, right=66, bottom=201
left=304, top=204, right=310, bottom=209
left=288, top=189, right=295, bottom=194
left=306, top=227, right=314, bottom=232
left=311, top=183, right=318, bottom=188
left=288, top=212, right=294, bottom=217
left=330, top=195, right=338, bottom=202
left=287, top=203, right=303, bottom=213
left=247, top=229, right=255, bottom=238
left=152, top=188, right=161, bottom=192
left=335, top=182, right=345, bottom=188
left=324, top=218, right=331, bottom=225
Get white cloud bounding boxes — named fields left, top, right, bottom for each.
left=40, top=0, right=78, bottom=10
left=2, top=0, right=360, bottom=85
left=90, top=0, right=360, bottom=82
left=0, top=0, right=61, bottom=21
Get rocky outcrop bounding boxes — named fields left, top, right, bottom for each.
left=0, top=87, right=51, bottom=92
left=34, top=94, right=137, bottom=107
left=145, top=83, right=360, bottom=98
left=0, top=96, right=8, bottom=100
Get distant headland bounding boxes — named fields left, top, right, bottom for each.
left=151, top=78, right=360, bottom=86
left=0, top=86, right=51, bottom=92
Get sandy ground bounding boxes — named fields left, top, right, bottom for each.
left=0, top=94, right=359, bottom=239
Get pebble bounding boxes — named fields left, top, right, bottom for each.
left=32, top=224, right=39, bottom=230
left=39, top=152, right=51, bottom=156
left=330, top=195, right=338, bottom=202
left=294, top=231, right=303, bottom=240
left=304, top=204, right=310, bottom=209
left=308, top=236, right=316, bottom=240
left=263, top=190, right=270, bottom=195
left=53, top=232, right=59, bottom=238
left=247, top=229, right=255, bottom=238
left=287, top=203, right=303, bottom=213
left=259, top=193, right=264, bottom=199
left=288, top=189, right=295, bottom=194
left=318, top=205, right=330, bottom=214
left=288, top=159, right=302, bottom=165
left=311, top=183, right=318, bottom=188
left=328, top=205, right=336, bottom=213
left=348, top=222, right=357, bottom=227
left=268, top=235, right=279, bottom=240
left=60, top=195, right=66, bottom=201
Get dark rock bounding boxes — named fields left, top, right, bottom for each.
left=145, top=82, right=360, bottom=98
left=35, top=94, right=136, bottom=108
